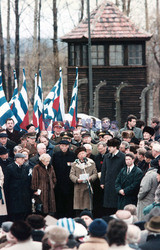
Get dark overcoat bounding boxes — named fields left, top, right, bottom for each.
left=100, top=151, right=125, bottom=208
left=4, top=162, right=32, bottom=215
left=115, top=165, right=143, bottom=209
left=32, top=161, right=56, bottom=214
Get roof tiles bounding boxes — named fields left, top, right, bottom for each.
left=61, top=1, right=151, bottom=41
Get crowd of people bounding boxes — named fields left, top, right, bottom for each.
left=0, top=114, right=160, bottom=249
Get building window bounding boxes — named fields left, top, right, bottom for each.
left=109, top=45, right=124, bottom=66
left=69, top=44, right=74, bottom=66
left=91, top=45, right=104, bottom=65
left=75, top=45, right=80, bottom=66
left=82, top=45, right=87, bottom=66
left=128, top=45, right=142, bottom=65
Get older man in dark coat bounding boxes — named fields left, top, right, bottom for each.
left=4, top=153, right=32, bottom=221
left=52, top=140, right=76, bottom=218
left=100, top=138, right=125, bottom=215
left=115, top=152, right=143, bottom=210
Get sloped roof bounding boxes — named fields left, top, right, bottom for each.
left=61, top=1, right=152, bottom=42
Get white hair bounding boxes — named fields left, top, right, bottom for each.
left=39, top=153, right=51, bottom=162
left=37, top=143, right=46, bottom=150
left=152, top=143, right=160, bottom=153
left=126, top=225, right=141, bottom=244
left=83, top=143, right=92, bottom=150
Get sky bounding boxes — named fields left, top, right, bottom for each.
left=1, top=0, right=156, bottom=40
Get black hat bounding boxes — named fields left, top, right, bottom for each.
left=80, top=209, right=93, bottom=219
left=26, top=132, right=36, bottom=139
left=0, top=133, right=8, bottom=138
left=143, top=126, right=155, bottom=136
left=26, top=124, right=35, bottom=130
left=0, top=146, right=9, bottom=155
left=59, top=140, right=70, bottom=145
left=89, top=219, right=107, bottom=237
left=81, top=132, right=91, bottom=138
left=60, top=131, right=73, bottom=139
left=75, top=146, right=86, bottom=156
left=107, top=138, right=120, bottom=147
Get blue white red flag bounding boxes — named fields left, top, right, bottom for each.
left=9, top=70, right=18, bottom=110
left=33, top=73, right=39, bottom=130
left=43, top=68, right=65, bottom=127
left=12, top=68, right=29, bottom=130
left=68, top=67, right=78, bottom=127
left=0, top=70, right=17, bottom=127
left=37, top=69, right=44, bottom=131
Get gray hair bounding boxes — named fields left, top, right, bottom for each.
left=83, top=143, right=92, bottom=150
left=152, top=143, right=160, bottom=153
left=120, top=141, right=130, bottom=149
left=126, top=225, right=141, bottom=244
left=39, top=153, right=51, bottom=162
left=13, top=145, right=22, bottom=153
left=97, top=141, right=107, bottom=147
left=37, top=143, right=46, bottom=151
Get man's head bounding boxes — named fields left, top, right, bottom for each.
left=143, top=126, right=155, bottom=140
left=75, top=146, right=87, bottom=161
left=45, top=225, right=69, bottom=247
left=26, top=124, right=36, bottom=133
left=39, top=136, right=49, bottom=147
left=151, top=117, right=159, bottom=128
left=125, top=153, right=135, bottom=167
left=26, top=214, right=46, bottom=230
left=53, top=121, right=64, bottom=136
left=6, top=118, right=15, bottom=131
left=80, top=209, right=93, bottom=227
left=13, top=145, right=22, bottom=155
left=107, top=220, right=128, bottom=246
left=119, top=141, right=130, bottom=153
left=83, top=143, right=92, bottom=157
left=126, top=225, right=141, bottom=245
left=0, top=133, right=8, bottom=145
left=137, top=148, right=146, bottom=162
left=37, top=143, right=46, bottom=155
left=97, top=141, right=107, bottom=155
left=82, top=133, right=92, bottom=144
left=14, top=153, right=26, bottom=166
left=152, top=143, right=160, bottom=158
left=0, top=146, right=9, bottom=160
left=127, top=115, right=137, bottom=129
left=59, top=140, right=70, bottom=153
left=145, top=216, right=160, bottom=234
left=73, top=129, right=81, bottom=141
left=10, top=221, right=31, bottom=242
left=107, top=138, right=120, bottom=154
left=27, top=132, right=36, bottom=145
left=101, top=117, right=110, bottom=130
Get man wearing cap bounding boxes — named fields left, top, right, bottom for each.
left=52, top=140, right=76, bottom=218
left=100, top=138, right=125, bottom=215
left=0, top=130, right=16, bottom=158
left=4, top=153, right=32, bottom=221
left=0, top=146, right=13, bottom=177
left=50, top=121, right=64, bottom=145
left=53, top=131, right=77, bottom=153
left=139, top=216, right=160, bottom=249
left=6, top=118, right=22, bottom=144
left=81, top=132, right=98, bottom=155
left=26, top=132, right=37, bottom=158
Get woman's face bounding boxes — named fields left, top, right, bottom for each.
left=41, top=157, right=50, bottom=166
left=78, top=151, right=87, bottom=161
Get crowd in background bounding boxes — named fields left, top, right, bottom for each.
left=0, top=114, right=160, bottom=249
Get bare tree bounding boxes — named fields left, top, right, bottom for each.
left=0, top=0, right=6, bottom=94
left=79, top=0, right=84, bottom=22
left=53, top=0, right=59, bottom=82
left=7, top=0, right=12, bottom=99
left=15, top=0, right=20, bottom=86
left=145, top=0, right=149, bottom=31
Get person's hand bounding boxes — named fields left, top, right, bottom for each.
left=77, top=179, right=83, bottom=183
left=119, top=189, right=125, bottom=196
left=100, top=184, right=104, bottom=189
left=34, top=191, right=39, bottom=195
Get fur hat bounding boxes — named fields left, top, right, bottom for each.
left=143, top=126, right=155, bottom=136
left=122, top=130, right=135, bottom=139
left=107, top=138, right=121, bottom=147
left=89, top=219, right=107, bottom=237
left=75, top=146, right=86, bottom=156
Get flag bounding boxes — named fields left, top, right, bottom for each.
left=0, top=70, right=17, bottom=127
left=12, top=68, right=29, bottom=130
left=33, top=70, right=44, bottom=131
left=68, top=67, right=78, bottom=127
left=32, top=73, right=39, bottom=130
left=43, top=68, right=65, bottom=126
left=9, top=70, right=18, bottom=110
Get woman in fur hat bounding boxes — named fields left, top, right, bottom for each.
left=70, top=147, right=98, bottom=214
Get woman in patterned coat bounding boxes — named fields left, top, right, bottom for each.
left=70, top=147, right=97, bottom=212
